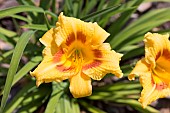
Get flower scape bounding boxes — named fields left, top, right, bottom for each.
left=30, top=13, right=123, bottom=98
left=129, top=32, right=170, bottom=108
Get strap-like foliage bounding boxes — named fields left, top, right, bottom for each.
left=0, top=31, right=35, bottom=113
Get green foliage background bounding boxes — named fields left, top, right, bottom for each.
left=0, top=0, right=170, bottom=113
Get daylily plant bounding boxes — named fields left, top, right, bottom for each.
left=129, top=32, right=170, bottom=108
left=30, top=13, right=123, bottom=98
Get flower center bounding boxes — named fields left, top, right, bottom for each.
left=152, top=54, right=170, bottom=89
left=66, top=47, right=84, bottom=67
left=68, top=48, right=84, bottom=74
left=72, top=49, right=83, bottom=63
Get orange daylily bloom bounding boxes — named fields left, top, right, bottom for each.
left=30, top=13, right=123, bottom=98
left=129, top=32, right=170, bottom=108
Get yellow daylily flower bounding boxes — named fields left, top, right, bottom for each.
left=30, top=13, right=123, bottom=98
left=128, top=32, right=170, bottom=108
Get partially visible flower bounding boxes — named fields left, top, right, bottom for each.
left=128, top=32, right=170, bottom=108
left=30, top=13, right=123, bottom=98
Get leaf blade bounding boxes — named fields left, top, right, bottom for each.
left=0, top=30, right=35, bottom=113
left=0, top=5, right=44, bottom=19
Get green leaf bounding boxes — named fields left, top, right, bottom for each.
left=64, top=0, right=74, bottom=16
left=0, top=33, right=16, bottom=46
left=121, top=64, right=133, bottom=76
left=45, top=10, right=58, bottom=22
left=55, top=94, right=71, bottom=113
left=0, top=30, right=35, bottom=113
left=144, top=0, right=170, bottom=2
left=17, top=84, right=51, bottom=113
left=45, top=82, right=79, bottom=113
left=17, top=0, right=36, bottom=6
left=72, top=1, right=79, bottom=17
left=12, top=56, right=42, bottom=86
left=0, top=5, right=44, bottom=19
left=94, top=0, right=106, bottom=22
left=21, top=24, right=54, bottom=31
left=18, top=98, right=45, bottom=113
left=39, top=0, right=51, bottom=10
left=154, top=29, right=170, bottom=34
left=118, top=45, right=140, bottom=52
left=110, top=8, right=170, bottom=50
left=107, top=0, right=143, bottom=38
left=122, top=47, right=144, bottom=61
left=96, top=0, right=105, bottom=12
left=4, top=82, right=36, bottom=113
left=79, top=100, right=106, bottom=113
left=51, top=0, right=56, bottom=13
left=81, top=4, right=136, bottom=21
left=45, top=83, right=64, bottom=113
left=44, top=13, right=51, bottom=30
left=89, top=91, right=140, bottom=101
left=107, top=0, right=122, bottom=6
left=75, top=0, right=83, bottom=18
left=36, top=0, right=51, bottom=24
left=0, top=27, right=17, bottom=37
left=94, top=82, right=141, bottom=92
left=12, top=18, right=21, bottom=35
left=81, top=0, right=98, bottom=17
left=119, top=35, right=143, bottom=48
left=71, top=99, right=80, bottom=113
left=114, top=99, right=159, bottom=113
left=0, top=33, right=7, bottom=41
left=0, top=50, right=13, bottom=62
left=16, top=0, right=37, bottom=21
left=89, top=82, right=141, bottom=100
left=45, top=82, right=77, bottom=113
left=10, top=15, right=32, bottom=23
left=51, top=0, right=57, bottom=24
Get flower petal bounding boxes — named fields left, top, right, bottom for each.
left=39, top=28, right=55, bottom=47
left=139, top=72, right=170, bottom=108
left=91, top=22, right=110, bottom=45
left=30, top=49, right=75, bottom=86
left=69, top=72, right=92, bottom=98
left=153, top=48, right=170, bottom=84
left=83, top=43, right=123, bottom=80
left=128, top=58, right=150, bottom=80
left=39, top=28, right=59, bottom=57
left=129, top=33, right=170, bottom=108
left=55, top=12, right=94, bottom=47
left=144, top=32, right=170, bottom=68
left=42, top=47, right=66, bottom=66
